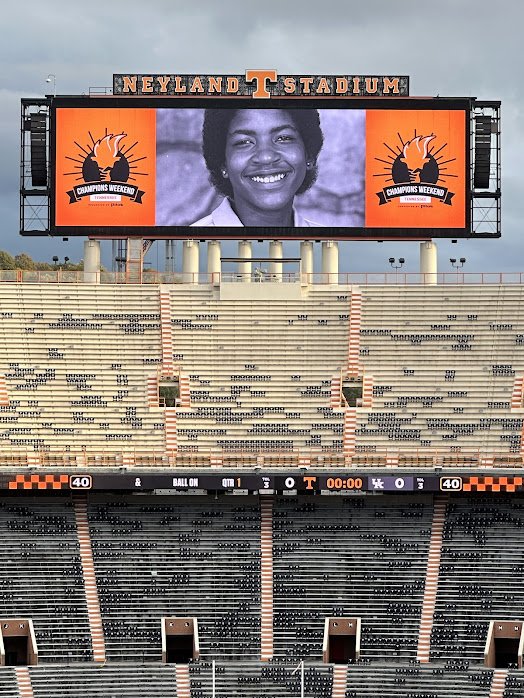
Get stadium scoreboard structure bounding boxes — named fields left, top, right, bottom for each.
left=20, top=70, right=501, bottom=240
left=2, top=472, right=523, bottom=494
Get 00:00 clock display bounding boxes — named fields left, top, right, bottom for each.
left=326, top=477, right=363, bottom=490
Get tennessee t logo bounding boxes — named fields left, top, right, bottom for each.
left=245, top=69, right=278, bottom=98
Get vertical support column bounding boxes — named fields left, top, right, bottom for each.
left=322, top=241, right=339, bottom=284
left=260, top=496, right=274, bottom=660
left=420, top=241, right=438, bottom=285
left=238, top=240, right=252, bottom=281
left=182, top=240, right=199, bottom=284
left=300, top=241, right=314, bottom=283
left=83, top=240, right=100, bottom=284
left=126, top=238, right=144, bottom=284
left=268, top=240, right=283, bottom=282
left=207, top=240, right=221, bottom=283
left=165, top=240, right=175, bottom=273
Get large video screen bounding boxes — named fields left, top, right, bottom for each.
left=51, top=98, right=470, bottom=238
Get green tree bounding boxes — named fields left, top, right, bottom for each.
left=0, top=251, right=16, bottom=270
left=14, top=253, right=36, bottom=270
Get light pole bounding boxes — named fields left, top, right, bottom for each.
left=45, top=74, right=56, bottom=97
left=388, top=257, right=405, bottom=283
left=291, top=659, right=305, bottom=698
left=450, top=257, right=466, bottom=283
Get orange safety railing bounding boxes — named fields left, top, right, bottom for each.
left=2, top=269, right=524, bottom=286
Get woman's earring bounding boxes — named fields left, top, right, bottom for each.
left=306, top=161, right=312, bottom=169
left=221, top=168, right=228, bottom=178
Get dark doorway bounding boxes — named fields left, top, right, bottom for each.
left=495, top=637, right=520, bottom=668
left=4, top=636, right=28, bottom=666
left=166, top=634, right=193, bottom=663
left=329, top=635, right=356, bottom=664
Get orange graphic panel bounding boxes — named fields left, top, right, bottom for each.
left=55, top=108, right=156, bottom=227
left=365, top=110, right=466, bottom=229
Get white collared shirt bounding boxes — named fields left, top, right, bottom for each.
left=191, top=197, right=322, bottom=227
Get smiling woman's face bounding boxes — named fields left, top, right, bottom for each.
left=224, top=109, right=310, bottom=224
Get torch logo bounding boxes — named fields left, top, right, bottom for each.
left=64, top=130, right=147, bottom=205
left=374, top=131, right=456, bottom=206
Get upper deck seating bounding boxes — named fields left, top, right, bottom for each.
left=357, top=285, right=524, bottom=459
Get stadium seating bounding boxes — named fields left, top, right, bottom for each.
left=357, top=285, right=524, bottom=461
left=272, top=495, right=433, bottom=661
left=87, top=495, right=262, bottom=661
left=0, top=282, right=523, bottom=465
left=0, top=496, right=92, bottom=662
left=430, top=495, right=524, bottom=662
left=28, top=664, right=178, bottom=697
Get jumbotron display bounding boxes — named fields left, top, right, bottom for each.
left=49, top=95, right=471, bottom=239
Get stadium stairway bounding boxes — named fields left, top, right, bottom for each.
left=260, top=495, right=274, bottom=660
left=331, top=664, right=348, bottom=698
left=73, top=494, right=106, bottom=662
left=159, top=289, right=174, bottom=375
left=175, top=663, right=191, bottom=698
left=15, top=666, right=34, bottom=698
left=417, top=494, right=447, bottom=662
left=489, top=669, right=508, bottom=698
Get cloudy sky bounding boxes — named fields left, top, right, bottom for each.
left=1, top=0, right=523, bottom=274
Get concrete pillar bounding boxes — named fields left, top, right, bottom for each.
left=268, top=240, right=283, bottom=281
left=420, top=241, right=437, bottom=285
left=238, top=240, right=252, bottom=281
left=83, top=240, right=100, bottom=284
left=182, top=240, right=199, bottom=283
left=321, top=240, right=339, bottom=284
left=207, top=240, right=221, bottom=283
left=301, top=241, right=314, bottom=282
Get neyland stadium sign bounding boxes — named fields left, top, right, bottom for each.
left=113, top=71, right=409, bottom=98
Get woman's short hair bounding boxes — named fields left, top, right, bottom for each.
left=202, top=108, right=323, bottom=198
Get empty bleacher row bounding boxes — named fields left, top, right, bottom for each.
left=86, top=495, right=262, bottom=661
left=271, top=495, right=433, bottom=661
left=0, top=496, right=92, bottom=662
left=0, top=668, right=19, bottom=697
left=168, top=285, right=349, bottom=455
left=28, top=664, right=179, bottom=697
left=431, top=495, right=524, bottom=662
left=0, top=285, right=165, bottom=457
left=357, top=285, right=524, bottom=460
left=1, top=282, right=524, bottom=464
left=1, top=491, right=524, bottom=668
left=189, top=659, right=333, bottom=698
left=339, top=662, right=494, bottom=698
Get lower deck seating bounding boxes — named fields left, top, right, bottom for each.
left=0, top=667, right=19, bottom=697
left=272, top=495, right=433, bottom=660
left=29, top=664, right=178, bottom=698
left=341, top=662, right=493, bottom=697
left=189, top=659, right=333, bottom=698
left=431, top=495, right=524, bottom=662
left=0, top=496, right=92, bottom=662
left=87, top=495, right=261, bottom=661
